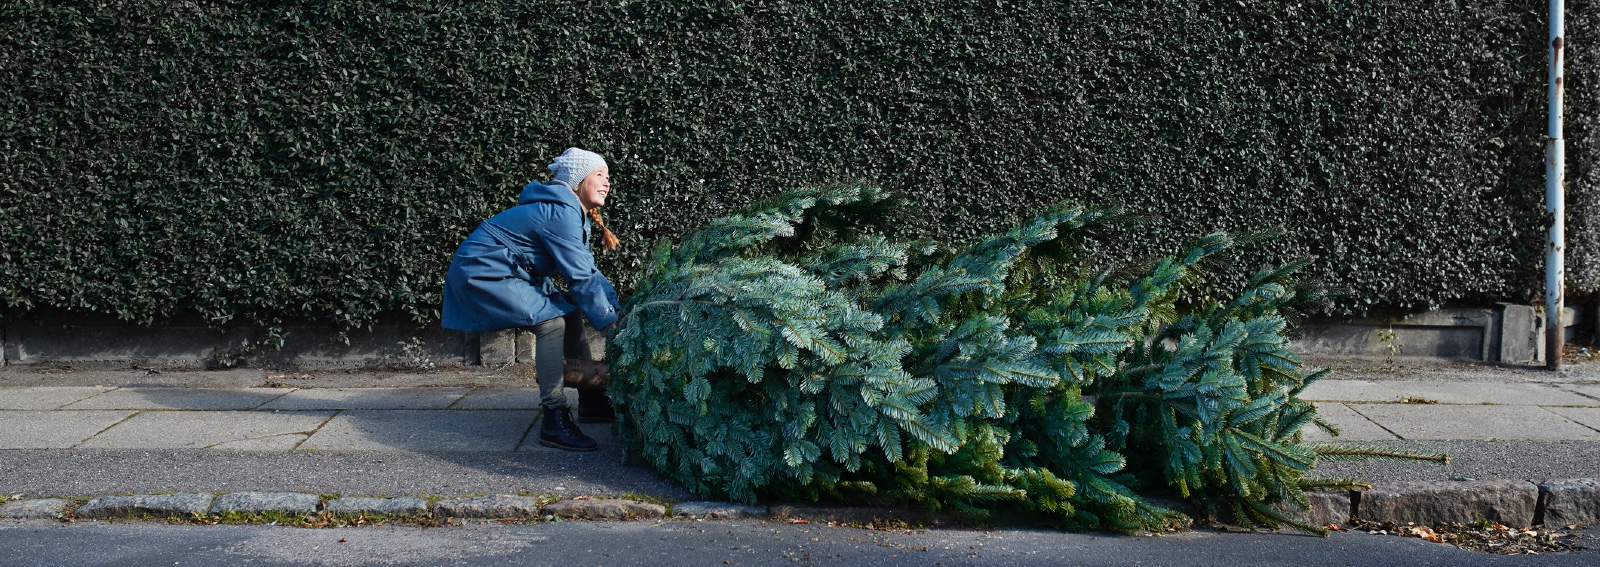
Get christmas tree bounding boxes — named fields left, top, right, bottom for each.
left=609, top=185, right=1443, bottom=534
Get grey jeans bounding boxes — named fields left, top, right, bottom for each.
left=526, top=315, right=569, bottom=410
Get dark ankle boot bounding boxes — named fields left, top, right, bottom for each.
left=577, top=388, right=615, bottom=423
left=539, top=406, right=597, bottom=452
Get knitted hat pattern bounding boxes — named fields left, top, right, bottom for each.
left=547, top=147, right=608, bottom=189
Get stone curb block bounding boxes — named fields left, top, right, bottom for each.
left=0, top=498, right=71, bottom=519
left=1275, top=491, right=1351, bottom=526
left=542, top=498, right=665, bottom=520
left=769, top=504, right=942, bottom=525
left=76, top=493, right=215, bottom=519
left=324, top=496, right=431, bottom=517
left=33, top=479, right=1600, bottom=528
left=1540, top=479, right=1600, bottom=525
left=1358, top=480, right=1537, bottom=527
left=673, top=501, right=769, bottom=520
left=435, top=495, right=544, bottom=518
left=209, top=492, right=321, bottom=515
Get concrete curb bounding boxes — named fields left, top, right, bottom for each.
left=0, top=493, right=682, bottom=522
left=673, top=501, right=769, bottom=520
left=324, top=496, right=430, bottom=517
left=545, top=498, right=666, bottom=520
left=74, top=493, right=214, bottom=519
left=1542, top=479, right=1600, bottom=525
left=0, top=498, right=70, bottom=519
left=209, top=492, right=320, bottom=515
left=0, top=493, right=849, bottom=525
left=1359, top=479, right=1538, bottom=527
left=435, top=495, right=543, bottom=518
left=4, top=480, right=1599, bottom=528
left=0, top=492, right=929, bottom=526
left=1292, top=478, right=1600, bottom=527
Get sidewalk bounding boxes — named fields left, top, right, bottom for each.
left=1, top=361, right=1597, bottom=505
left=1302, top=377, right=1600, bottom=442
left=0, top=369, right=692, bottom=501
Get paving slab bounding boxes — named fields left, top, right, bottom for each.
left=298, top=410, right=537, bottom=451
left=0, top=386, right=112, bottom=409
left=1546, top=407, right=1600, bottom=432
left=209, top=492, right=320, bottom=515
left=62, top=388, right=293, bottom=410
left=259, top=388, right=469, bottom=410
left=1558, top=384, right=1600, bottom=401
left=1302, top=380, right=1598, bottom=406
left=75, top=410, right=333, bottom=449
left=1304, top=403, right=1399, bottom=441
left=1348, top=404, right=1600, bottom=440
left=450, top=388, right=542, bottom=410
left=0, top=410, right=134, bottom=449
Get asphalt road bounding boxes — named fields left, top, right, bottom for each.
left=2, top=518, right=1596, bottom=567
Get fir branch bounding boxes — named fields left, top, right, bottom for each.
left=1297, top=477, right=1371, bottom=492
left=1244, top=499, right=1331, bottom=537
left=1307, top=444, right=1450, bottom=464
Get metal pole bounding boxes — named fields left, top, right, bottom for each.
left=1547, top=0, right=1566, bottom=371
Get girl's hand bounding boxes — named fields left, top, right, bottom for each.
left=600, top=310, right=627, bottom=333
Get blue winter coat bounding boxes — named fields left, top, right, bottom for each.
left=441, top=181, right=621, bottom=332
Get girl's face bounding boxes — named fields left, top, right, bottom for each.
left=575, top=167, right=610, bottom=210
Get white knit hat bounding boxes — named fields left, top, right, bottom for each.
left=547, top=147, right=608, bottom=189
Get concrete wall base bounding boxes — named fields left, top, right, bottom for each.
left=0, top=304, right=1574, bottom=368
left=1293, top=305, right=1583, bottom=365
left=0, top=310, right=605, bottom=370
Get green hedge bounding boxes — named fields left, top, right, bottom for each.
left=1568, top=4, right=1600, bottom=294
left=0, top=0, right=1592, bottom=331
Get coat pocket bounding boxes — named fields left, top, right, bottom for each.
left=450, top=241, right=546, bottom=328
left=457, top=241, right=519, bottom=280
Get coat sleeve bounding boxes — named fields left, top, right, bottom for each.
left=534, top=206, right=620, bottom=330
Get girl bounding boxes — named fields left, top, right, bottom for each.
left=442, top=147, right=621, bottom=451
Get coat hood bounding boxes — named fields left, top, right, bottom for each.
left=518, top=181, right=581, bottom=208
